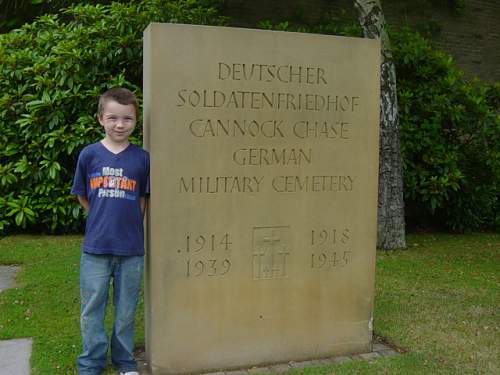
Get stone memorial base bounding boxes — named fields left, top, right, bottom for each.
left=136, top=342, right=400, bottom=375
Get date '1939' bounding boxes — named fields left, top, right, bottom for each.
left=187, top=259, right=231, bottom=277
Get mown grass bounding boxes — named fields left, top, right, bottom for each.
left=0, top=233, right=498, bottom=374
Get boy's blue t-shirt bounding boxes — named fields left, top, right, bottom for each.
left=71, top=141, right=150, bottom=256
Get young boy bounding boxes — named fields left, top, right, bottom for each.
left=71, top=87, right=149, bottom=375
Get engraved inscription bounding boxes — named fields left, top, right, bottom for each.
left=179, top=233, right=232, bottom=253
left=217, top=63, right=328, bottom=85
left=252, top=226, right=291, bottom=280
left=310, top=228, right=352, bottom=270
left=177, top=89, right=360, bottom=112
left=187, top=259, right=231, bottom=277
left=187, top=119, right=351, bottom=139
left=177, top=175, right=355, bottom=194
left=173, top=60, right=363, bottom=196
left=177, top=233, right=233, bottom=278
left=232, top=148, right=311, bottom=166
left=310, top=251, right=351, bottom=269
left=311, top=228, right=350, bottom=247
left=179, top=176, right=264, bottom=194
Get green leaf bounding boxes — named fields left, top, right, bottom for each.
left=24, top=207, right=35, bottom=217
left=15, top=211, right=24, bottom=226
left=7, top=208, right=19, bottom=217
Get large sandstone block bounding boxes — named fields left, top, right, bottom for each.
left=143, top=23, right=380, bottom=375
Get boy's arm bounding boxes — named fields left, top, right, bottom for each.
left=77, top=195, right=89, bottom=213
left=140, top=197, right=147, bottom=218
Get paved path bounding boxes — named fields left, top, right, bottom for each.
left=136, top=342, right=400, bottom=375
left=0, top=265, right=20, bottom=293
left=0, top=339, right=32, bottom=375
left=0, top=265, right=32, bottom=375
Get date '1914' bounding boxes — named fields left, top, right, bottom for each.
left=178, top=233, right=232, bottom=253
left=178, top=233, right=233, bottom=278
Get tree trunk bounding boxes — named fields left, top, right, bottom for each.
left=353, top=0, right=406, bottom=249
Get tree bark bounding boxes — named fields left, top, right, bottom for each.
left=353, top=0, right=406, bottom=249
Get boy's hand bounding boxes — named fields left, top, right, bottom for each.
left=77, top=195, right=89, bottom=213
left=140, top=197, right=147, bottom=218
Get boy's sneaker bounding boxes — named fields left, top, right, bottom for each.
left=119, top=372, right=139, bottom=375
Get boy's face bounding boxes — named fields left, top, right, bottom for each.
left=98, top=100, right=136, bottom=144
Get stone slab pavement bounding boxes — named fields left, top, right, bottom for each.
left=136, top=342, right=401, bottom=375
left=0, top=265, right=32, bottom=375
left=0, top=265, right=20, bottom=293
left=0, top=339, right=32, bottom=375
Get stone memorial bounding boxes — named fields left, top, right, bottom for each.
left=143, top=23, right=380, bottom=375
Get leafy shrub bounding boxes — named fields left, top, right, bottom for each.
left=257, top=17, right=362, bottom=38
left=257, top=20, right=499, bottom=232
left=392, top=28, right=499, bottom=231
left=0, top=0, right=116, bottom=33
left=2, top=4, right=498, bottom=234
left=0, top=0, right=227, bottom=234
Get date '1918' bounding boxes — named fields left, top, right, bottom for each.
left=310, top=228, right=352, bottom=270
left=311, top=228, right=350, bottom=247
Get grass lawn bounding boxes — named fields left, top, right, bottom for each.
left=0, top=233, right=498, bottom=375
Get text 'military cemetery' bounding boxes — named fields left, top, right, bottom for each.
left=143, top=23, right=380, bottom=375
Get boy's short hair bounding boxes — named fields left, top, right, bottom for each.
left=98, top=87, right=139, bottom=118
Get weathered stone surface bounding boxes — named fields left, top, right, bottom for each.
left=226, top=370, right=250, bottom=375
left=289, top=360, right=314, bottom=369
left=268, top=364, right=291, bottom=373
left=373, top=342, right=389, bottom=352
left=315, top=358, right=337, bottom=366
left=334, top=355, right=353, bottom=363
left=378, top=348, right=400, bottom=357
left=0, top=339, right=32, bottom=375
left=144, top=23, right=379, bottom=375
left=248, top=366, right=272, bottom=374
left=0, top=266, right=19, bottom=293
left=359, top=352, right=380, bottom=360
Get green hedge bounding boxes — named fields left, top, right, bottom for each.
left=392, top=29, right=500, bottom=231
left=0, top=0, right=115, bottom=33
left=0, top=0, right=227, bottom=233
left=257, top=21, right=499, bottom=232
left=0, top=2, right=498, bottom=234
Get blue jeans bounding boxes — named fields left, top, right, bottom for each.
left=77, top=253, right=143, bottom=375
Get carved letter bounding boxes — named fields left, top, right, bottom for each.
left=189, top=119, right=203, bottom=137
left=232, top=149, right=246, bottom=166
left=177, top=89, right=187, bottom=107
left=317, top=67, right=327, bottom=84
left=293, top=121, right=306, bottom=138
left=179, top=177, right=194, bottom=193
left=352, top=96, right=360, bottom=111
left=272, top=176, right=285, bottom=192
left=218, top=62, right=230, bottom=80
